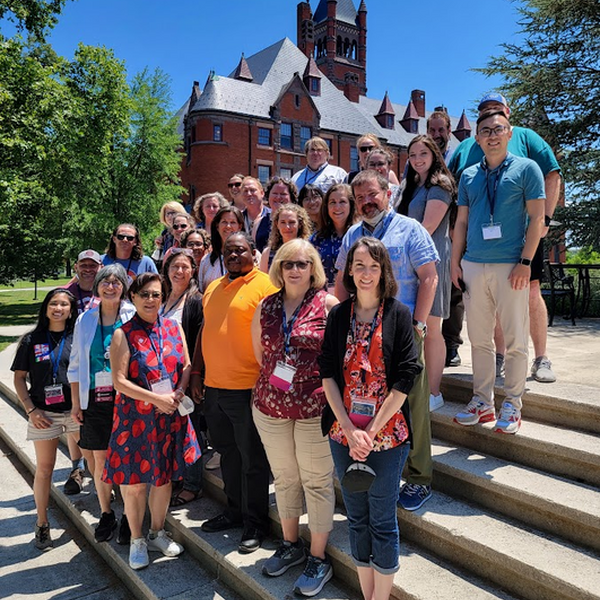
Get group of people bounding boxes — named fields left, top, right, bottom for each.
left=11, top=94, right=561, bottom=600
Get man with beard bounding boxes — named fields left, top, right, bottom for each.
left=190, top=233, right=277, bottom=553
left=427, top=111, right=453, bottom=164
left=63, top=250, right=102, bottom=315
left=333, top=170, right=439, bottom=511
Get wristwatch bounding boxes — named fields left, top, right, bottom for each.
left=413, top=319, right=427, bottom=337
left=518, top=257, right=532, bottom=266
left=544, top=215, right=552, bottom=227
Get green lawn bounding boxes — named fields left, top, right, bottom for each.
left=0, top=335, right=19, bottom=352
left=0, top=276, right=71, bottom=290
left=0, top=288, right=42, bottom=327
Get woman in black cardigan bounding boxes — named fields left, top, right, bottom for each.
left=319, top=237, right=421, bottom=600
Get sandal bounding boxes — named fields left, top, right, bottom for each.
left=170, top=489, right=202, bottom=507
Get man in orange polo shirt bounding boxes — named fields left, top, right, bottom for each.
left=191, top=233, right=278, bottom=554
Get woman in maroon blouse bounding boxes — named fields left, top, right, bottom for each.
left=251, top=238, right=338, bottom=597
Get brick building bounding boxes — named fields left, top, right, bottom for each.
left=177, top=0, right=473, bottom=204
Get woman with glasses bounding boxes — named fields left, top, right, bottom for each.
left=310, top=183, right=357, bottom=290
left=103, top=223, right=158, bottom=283
left=103, top=273, right=201, bottom=570
left=398, top=135, right=456, bottom=412
left=192, top=192, right=229, bottom=233
left=68, top=264, right=135, bottom=545
left=181, top=228, right=210, bottom=277
left=251, top=239, right=338, bottom=596
left=366, top=148, right=402, bottom=210
left=259, top=204, right=312, bottom=273
left=227, top=173, right=246, bottom=211
left=198, top=206, right=245, bottom=292
left=170, top=213, right=195, bottom=248
left=298, top=184, right=325, bottom=231
left=153, top=202, right=188, bottom=264
left=11, top=288, right=78, bottom=550
left=347, top=133, right=400, bottom=185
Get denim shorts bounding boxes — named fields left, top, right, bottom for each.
left=329, top=439, right=410, bottom=574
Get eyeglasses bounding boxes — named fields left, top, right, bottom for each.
left=137, top=291, right=162, bottom=300
left=359, top=145, right=375, bottom=153
left=172, top=223, right=189, bottom=231
left=116, top=234, right=135, bottom=242
left=185, top=241, right=205, bottom=249
left=368, top=162, right=387, bottom=168
left=303, top=194, right=322, bottom=203
left=99, top=279, right=123, bottom=288
left=282, top=260, right=312, bottom=271
left=478, top=125, right=509, bottom=138
left=228, top=182, right=242, bottom=188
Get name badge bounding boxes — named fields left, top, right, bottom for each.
left=94, top=371, right=114, bottom=403
left=349, top=396, right=377, bottom=429
left=269, top=361, right=297, bottom=392
left=150, top=377, right=173, bottom=395
left=44, top=384, right=65, bottom=405
left=482, top=223, right=503, bottom=240
left=177, top=395, right=195, bottom=416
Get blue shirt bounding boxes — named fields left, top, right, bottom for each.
left=310, top=231, right=343, bottom=286
left=335, top=212, right=439, bottom=315
left=458, top=153, right=545, bottom=264
left=101, top=255, right=158, bottom=281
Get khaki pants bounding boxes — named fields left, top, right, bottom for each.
left=252, top=406, right=335, bottom=534
left=462, top=260, right=529, bottom=409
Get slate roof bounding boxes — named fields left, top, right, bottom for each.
left=313, top=0, right=358, bottom=25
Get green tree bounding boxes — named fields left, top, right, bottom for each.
left=478, top=0, right=600, bottom=252
left=0, top=0, right=70, bottom=41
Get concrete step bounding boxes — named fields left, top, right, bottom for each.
left=441, top=373, right=600, bottom=434
left=431, top=439, right=600, bottom=552
left=397, top=491, right=600, bottom=600
left=432, top=400, right=600, bottom=487
left=199, top=471, right=521, bottom=600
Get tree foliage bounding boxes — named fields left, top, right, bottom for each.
left=478, top=0, right=600, bottom=251
left=0, top=0, right=69, bottom=41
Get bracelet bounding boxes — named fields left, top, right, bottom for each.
left=190, top=371, right=202, bottom=376
left=27, top=406, right=38, bottom=415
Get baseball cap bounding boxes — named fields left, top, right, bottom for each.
left=478, top=92, right=509, bottom=111
left=77, top=249, right=102, bottom=264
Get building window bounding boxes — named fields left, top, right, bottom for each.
left=258, top=127, right=271, bottom=146
left=324, top=138, right=333, bottom=154
left=350, top=147, right=359, bottom=171
left=300, top=126, right=311, bottom=149
left=280, top=167, right=293, bottom=180
left=310, top=78, right=320, bottom=95
left=213, top=124, right=223, bottom=142
left=257, top=165, right=271, bottom=185
left=386, top=115, right=394, bottom=129
left=280, top=122, right=293, bottom=150
left=295, top=94, right=301, bottom=108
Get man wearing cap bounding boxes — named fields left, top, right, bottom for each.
left=448, top=93, right=562, bottom=383
left=63, top=250, right=102, bottom=315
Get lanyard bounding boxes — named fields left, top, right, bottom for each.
left=484, top=157, right=509, bottom=221
left=360, top=211, right=394, bottom=241
left=46, top=331, right=66, bottom=384
left=282, top=298, right=304, bottom=357
left=143, top=316, right=166, bottom=376
left=301, top=163, right=328, bottom=188
left=99, top=306, right=117, bottom=368
left=160, top=292, right=187, bottom=317
left=350, top=302, right=381, bottom=384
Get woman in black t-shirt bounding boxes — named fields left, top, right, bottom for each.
left=11, top=289, right=78, bottom=550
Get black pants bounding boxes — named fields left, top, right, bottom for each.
left=442, top=283, right=464, bottom=351
left=204, top=387, right=270, bottom=534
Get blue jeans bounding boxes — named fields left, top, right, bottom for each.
left=329, top=439, right=409, bottom=574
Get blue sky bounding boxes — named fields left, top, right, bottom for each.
left=41, top=0, right=522, bottom=119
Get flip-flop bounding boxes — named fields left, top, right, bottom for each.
left=170, top=489, right=201, bottom=507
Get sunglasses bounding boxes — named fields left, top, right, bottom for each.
left=228, top=182, right=242, bottom=188
left=359, top=145, right=375, bottom=153
left=170, top=247, right=194, bottom=256
left=172, top=223, right=189, bottom=230
left=137, top=291, right=162, bottom=300
left=116, top=234, right=136, bottom=242
left=282, top=260, right=312, bottom=271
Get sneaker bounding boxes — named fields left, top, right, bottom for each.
left=117, top=514, right=131, bottom=545
left=496, top=353, right=505, bottom=378
left=63, top=467, right=84, bottom=495
left=205, top=451, right=221, bottom=471
left=445, top=348, right=461, bottom=367
left=35, top=522, right=53, bottom=550
left=397, top=483, right=432, bottom=511
left=495, top=402, right=522, bottom=434
left=94, top=511, right=117, bottom=542
left=129, top=537, right=149, bottom=570
left=147, top=529, right=184, bottom=557
left=293, top=554, right=333, bottom=597
left=531, top=356, right=556, bottom=383
left=454, top=397, right=496, bottom=426
left=429, top=393, right=444, bottom=412
left=262, top=540, right=306, bottom=577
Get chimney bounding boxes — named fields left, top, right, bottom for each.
left=411, top=89, right=426, bottom=118
left=344, top=72, right=360, bottom=103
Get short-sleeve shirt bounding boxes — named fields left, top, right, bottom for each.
left=458, top=153, right=546, bottom=263
left=335, top=212, right=439, bottom=315
left=449, top=126, right=561, bottom=183
left=101, top=255, right=158, bottom=282
left=292, top=163, right=348, bottom=194
left=310, top=231, right=343, bottom=287
left=11, top=330, right=73, bottom=412
left=62, top=281, right=100, bottom=315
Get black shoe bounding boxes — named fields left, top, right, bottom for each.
left=238, top=527, right=265, bottom=554
left=445, top=348, right=461, bottom=367
left=95, top=511, right=117, bottom=542
left=117, top=514, right=131, bottom=545
left=64, top=468, right=84, bottom=495
left=201, top=513, right=242, bottom=533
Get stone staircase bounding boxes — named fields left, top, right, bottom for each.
left=1, top=372, right=599, bottom=600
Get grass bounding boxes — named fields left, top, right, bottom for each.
left=0, top=276, right=71, bottom=290
left=0, top=335, right=19, bottom=352
left=0, top=289, right=42, bottom=327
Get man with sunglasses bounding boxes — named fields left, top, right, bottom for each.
left=102, top=223, right=157, bottom=283
left=451, top=109, right=545, bottom=435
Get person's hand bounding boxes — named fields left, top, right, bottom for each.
left=153, top=392, right=180, bottom=415
left=154, top=236, right=163, bottom=248
left=71, top=407, right=84, bottom=426
left=508, top=263, right=531, bottom=291
left=451, top=262, right=463, bottom=289
left=346, top=428, right=373, bottom=462
left=189, top=374, right=204, bottom=404
left=30, top=409, right=52, bottom=430
left=540, top=225, right=549, bottom=239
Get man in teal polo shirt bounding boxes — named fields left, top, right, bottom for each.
left=451, top=110, right=545, bottom=434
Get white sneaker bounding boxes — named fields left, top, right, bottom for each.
left=129, top=537, right=149, bottom=570
left=147, top=529, right=184, bottom=557
left=429, top=393, right=444, bottom=412
left=205, top=451, right=221, bottom=471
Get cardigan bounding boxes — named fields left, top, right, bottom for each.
left=318, top=297, right=422, bottom=436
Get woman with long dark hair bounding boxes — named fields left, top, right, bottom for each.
left=103, top=223, right=158, bottom=282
